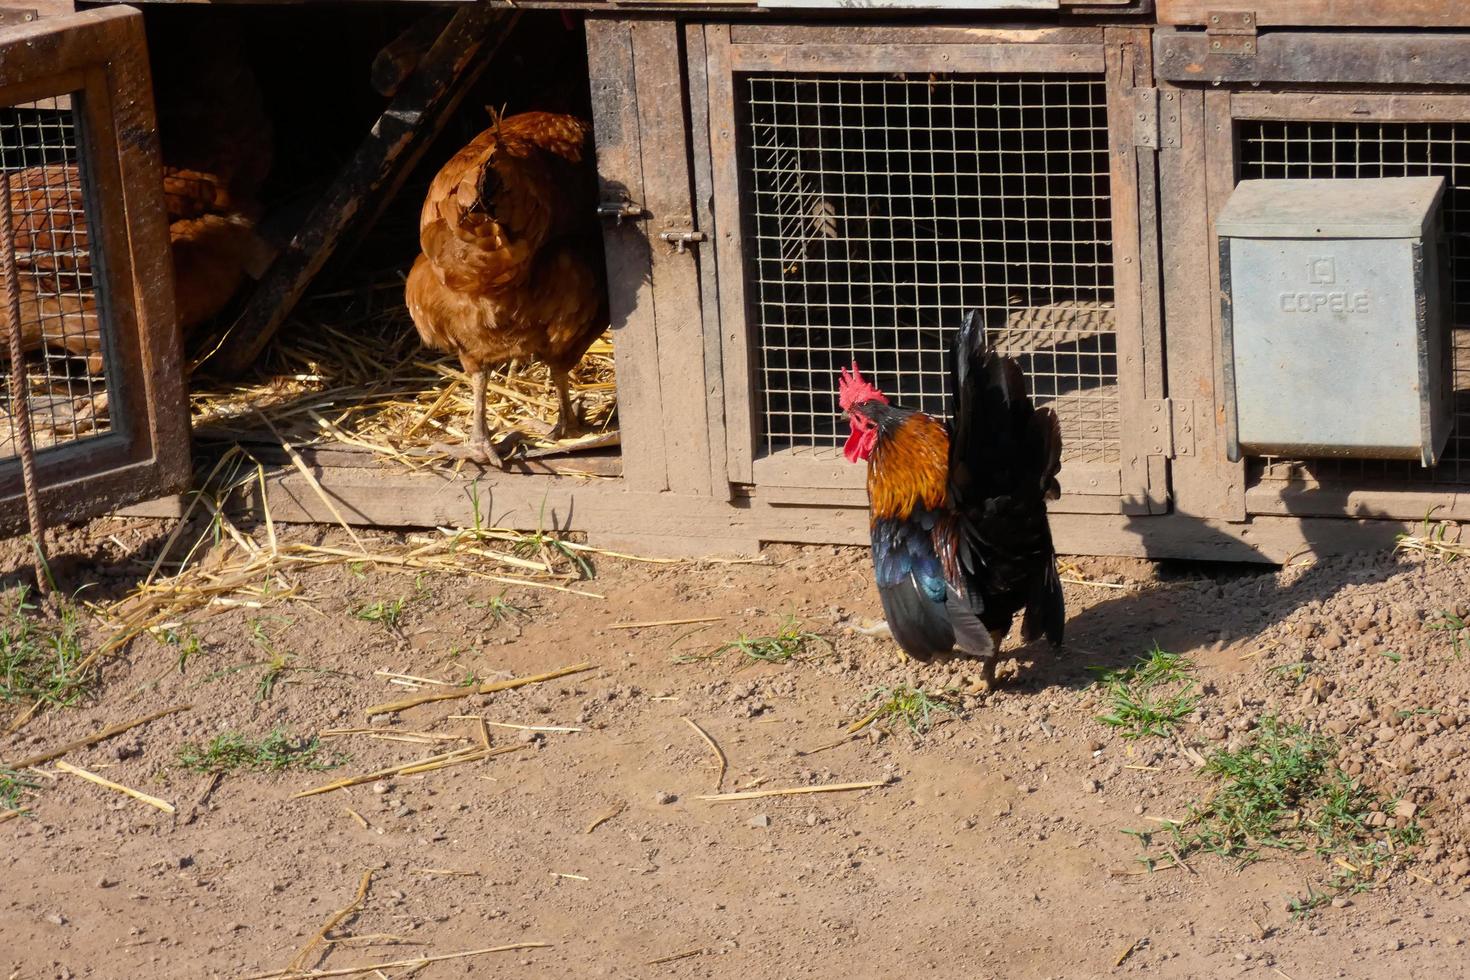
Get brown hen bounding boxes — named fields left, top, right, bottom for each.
left=3, top=35, right=272, bottom=374
left=405, top=110, right=608, bottom=466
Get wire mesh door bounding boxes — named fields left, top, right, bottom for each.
left=0, top=8, right=189, bottom=534
left=702, top=28, right=1163, bottom=512
left=1224, top=93, right=1470, bottom=520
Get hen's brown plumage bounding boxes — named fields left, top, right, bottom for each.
left=405, top=110, right=608, bottom=465
left=4, top=37, right=272, bottom=373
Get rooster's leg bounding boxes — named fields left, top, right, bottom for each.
left=547, top=368, right=586, bottom=441
left=973, top=628, right=1008, bottom=692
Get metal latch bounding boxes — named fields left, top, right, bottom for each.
left=659, top=231, right=707, bottom=254
left=1144, top=398, right=1196, bottom=458
left=0, top=8, right=38, bottom=25
left=1131, top=88, right=1182, bottom=150
left=597, top=199, right=647, bottom=225
left=1205, top=10, right=1257, bottom=56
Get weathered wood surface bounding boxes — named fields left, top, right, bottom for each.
left=371, top=8, right=454, bottom=98
left=1157, top=84, right=1242, bottom=521
left=0, top=7, right=190, bottom=533
left=1158, top=0, right=1470, bottom=27
left=586, top=17, right=667, bottom=492
left=206, top=6, right=520, bottom=377
left=119, top=463, right=1416, bottom=564
left=630, top=20, right=716, bottom=497
left=1157, top=31, right=1470, bottom=86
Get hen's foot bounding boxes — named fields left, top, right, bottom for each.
left=966, top=657, right=1001, bottom=694
left=547, top=403, right=588, bottom=441
left=429, top=437, right=511, bottom=467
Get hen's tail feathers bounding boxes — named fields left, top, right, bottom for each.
left=1021, top=558, right=1066, bottom=646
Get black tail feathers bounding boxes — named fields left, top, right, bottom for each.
left=1021, top=558, right=1066, bottom=646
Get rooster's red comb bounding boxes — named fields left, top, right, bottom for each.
left=838, top=362, right=888, bottom=412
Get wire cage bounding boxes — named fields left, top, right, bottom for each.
left=0, top=7, right=189, bottom=535
left=1238, top=119, right=1470, bottom=489
left=741, top=72, right=1119, bottom=467
left=1, top=96, right=113, bottom=459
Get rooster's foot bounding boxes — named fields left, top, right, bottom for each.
left=966, top=657, right=1001, bottom=694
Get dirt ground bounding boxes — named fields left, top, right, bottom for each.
left=3, top=516, right=1470, bottom=980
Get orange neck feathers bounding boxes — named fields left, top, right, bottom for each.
left=866, top=413, right=949, bottom=520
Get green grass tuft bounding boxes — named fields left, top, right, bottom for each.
left=1, top=766, right=39, bottom=814
left=864, top=684, right=958, bottom=733
left=677, top=616, right=829, bottom=667
left=355, top=597, right=408, bottom=630
left=1427, top=610, right=1467, bottom=659
left=1128, top=717, right=1419, bottom=895
left=1091, top=645, right=1198, bottom=739
left=0, top=588, right=92, bottom=709
left=177, top=730, right=340, bottom=775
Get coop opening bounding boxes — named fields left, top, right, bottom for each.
left=738, top=73, right=1118, bottom=468
left=1237, top=119, right=1470, bottom=491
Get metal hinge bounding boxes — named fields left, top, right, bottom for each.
left=1205, top=10, right=1258, bottom=56
left=1132, top=88, right=1183, bottom=150
left=0, top=7, right=38, bottom=25
left=659, top=230, right=707, bottom=254
left=1144, top=398, right=1196, bottom=458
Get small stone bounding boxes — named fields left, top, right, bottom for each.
left=43, top=912, right=66, bottom=926
left=807, top=812, right=819, bottom=827
left=1449, top=859, right=1470, bottom=879
left=1321, top=632, right=1345, bottom=651
left=1087, top=740, right=1104, bottom=753
left=1084, top=778, right=1101, bottom=793
left=368, top=714, right=390, bottom=727
left=372, top=781, right=391, bottom=795
left=1393, top=799, right=1418, bottom=819
left=1332, top=897, right=1353, bottom=909
left=749, top=814, right=771, bottom=829
left=96, top=877, right=115, bottom=889
left=654, top=791, right=676, bottom=805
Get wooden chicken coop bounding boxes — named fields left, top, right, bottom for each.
left=5, top=0, right=1470, bottom=563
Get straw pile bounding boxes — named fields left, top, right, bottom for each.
left=190, top=284, right=618, bottom=470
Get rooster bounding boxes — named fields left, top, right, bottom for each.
left=405, top=110, right=608, bottom=466
left=840, top=310, right=1065, bottom=688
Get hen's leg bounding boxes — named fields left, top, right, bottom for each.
left=547, top=368, right=586, bottom=441
left=432, top=369, right=505, bottom=467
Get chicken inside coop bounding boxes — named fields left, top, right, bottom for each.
left=405, top=109, right=608, bottom=467
left=3, top=33, right=272, bottom=377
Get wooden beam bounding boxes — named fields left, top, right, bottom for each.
left=205, top=5, right=520, bottom=377
left=372, top=8, right=455, bottom=98
left=1158, top=0, right=1470, bottom=28
left=120, top=461, right=1424, bottom=565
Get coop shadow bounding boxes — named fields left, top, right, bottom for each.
left=1009, top=494, right=1409, bottom=694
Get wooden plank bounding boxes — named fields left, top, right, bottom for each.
left=1103, top=32, right=1159, bottom=515
left=1232, top=92, right=1470, bottom=123
left=1122, top=28, right=1172, bottom=516
left=586, top=17, right=667, bottom=492
left=630, top=20, right=714, bottom=497
left=704, top=25, right=756, bottom=484
left=727, top=42, right=1107, bottom=74
left=749, top=450, right=1125, bottom=499
left=1157, top=84, right=1241, bottom=520
left=1158, top=0, right=1470, bottom=28
left=685, top=23, right=734, bottom=500
left=1203, top=88, right=1248, bottom=518
left=371, top=8, right=455, bottom=98
left=205, top=6, right=520, bottom=377
left=1245, top=484, right=1470, bottom=522
left=154, top=459, right=1424, bottom=564
left=728, top=25, right=1106, bottom=45
left=1156, top=31, right=1470, bottom=86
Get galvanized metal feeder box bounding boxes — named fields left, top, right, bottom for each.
left=1217, top=176, right=1452, bottom=467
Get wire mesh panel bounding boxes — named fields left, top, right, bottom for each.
left=1239, top=120, right=1470, bottom=486
left=1, top=97, right=111, bottom=458
left=740, top=73, right=1117, bottom=464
